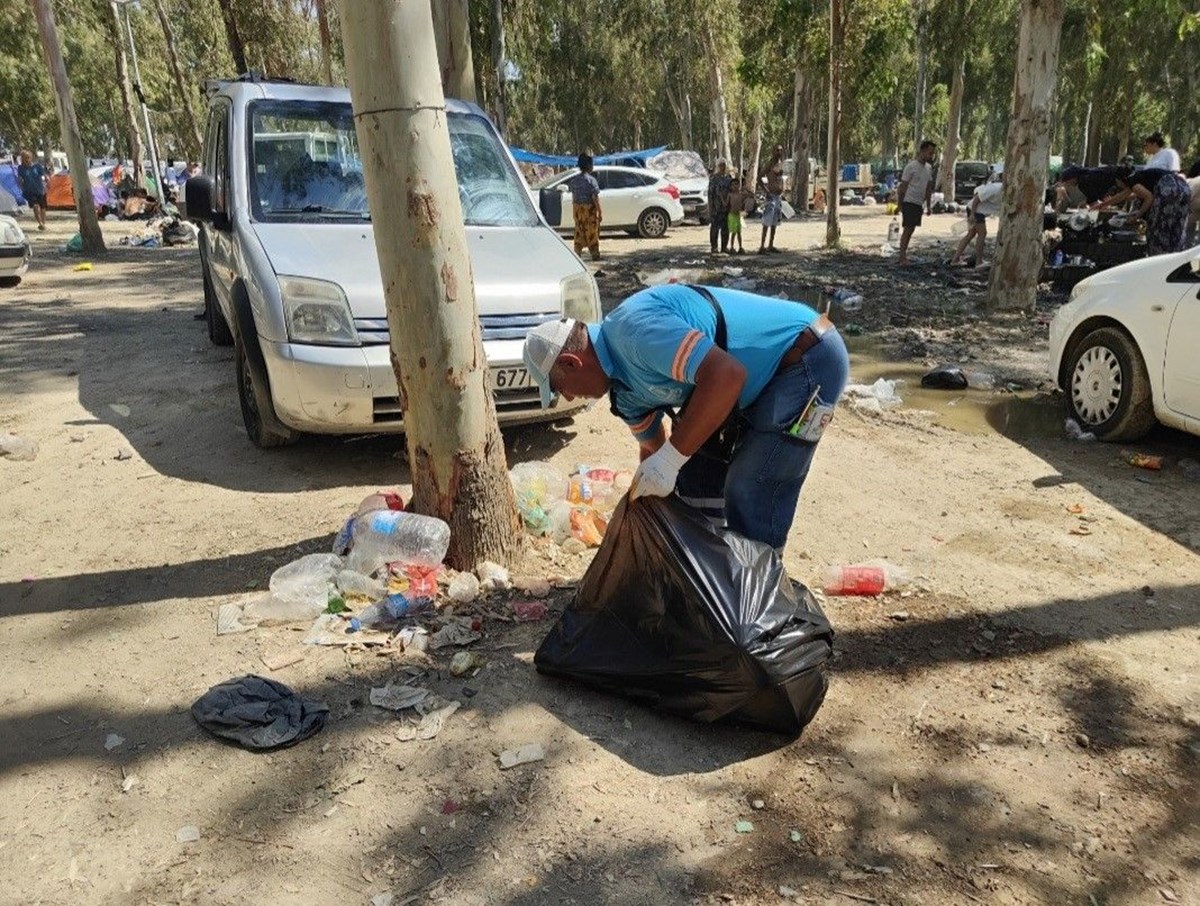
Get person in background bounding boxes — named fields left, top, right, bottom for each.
left=950, top=178, right=1003, bottom=268
left=1143, top=132, right=1181, bottom=172
left=726, top=176, right=747, bottom=255
left=1096, top=166, right=1192, bottom=255
left=17, top=150, right=48, bottom=231
left=894, top=140, right=937, bottom=265
left=521, top=283, right=849, bottom=552
left=707, top=159, right=732, bottom=255
left=1054, top=165, right=1122, bottom=211
left=567, top=153, right=602, bottom=262
left=185, top=161, right=201, bottom=180
left=758, top=145, right=785, bottom=253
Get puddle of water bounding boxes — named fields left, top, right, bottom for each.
left=845, top=336, right=1062, bottom=438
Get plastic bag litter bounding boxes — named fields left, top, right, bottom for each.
left=510, top=461, right=568, bottom=535
left=1064, top=418, right=1096, bottom=442
left=844, top=378, right=903, bottom=408
left=245, top=553, right=343, bottom=623
left=724, top=277, right=757, bottom=291
left=535, top=496, right=833, bottom=734
left=0, top=432, right=38, bottom=461
left=639, top=268, right=707, bottom=287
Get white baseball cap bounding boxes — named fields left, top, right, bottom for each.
left=523, top=318, right=578, bottom=408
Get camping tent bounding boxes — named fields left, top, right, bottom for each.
left=46, top=173, right=75, bottom=209
left=0, top=166, right=25, bottom=207
left=0, top=183, right=17, bottom=214
left=509, top=145, right=668, bottom=168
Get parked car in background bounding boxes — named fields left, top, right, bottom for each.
left=647, top=149, right=710, bottom=223
left=954, top=160, right=992, bottom=202
left=537, top=165, right=684, bottom=238
left=0, top=215, right=30, bottom=287
left=187, top=76, right=598, bottom=448
left=1049, top=247, right=1200, bottom=440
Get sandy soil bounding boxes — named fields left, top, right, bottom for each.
left=0, top=209, right=1197, bottom=906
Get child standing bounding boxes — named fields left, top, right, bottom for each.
left=726, top=177, right=746, bottom=254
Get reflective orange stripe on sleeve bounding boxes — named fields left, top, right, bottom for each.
left=671, top=330, right=703, bottom=382
left=628, top=411, right=657, bottom=434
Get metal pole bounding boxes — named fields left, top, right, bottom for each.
left=118, top=1, right=163, bottom=202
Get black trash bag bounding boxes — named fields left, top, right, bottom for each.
left=535, top=496, right=833, bottom=735
left=191, top=674, right=329, bottom=750
left=921, top=364, right=969, bottom=390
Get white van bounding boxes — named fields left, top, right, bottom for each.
left=187, top=76, right=596, bottom=447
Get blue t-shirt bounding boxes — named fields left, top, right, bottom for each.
left=568, top=172, right=600, bottom=205
left=18, top=163, right=47, bottom=198
left=591, top=284, right=819, bottom=442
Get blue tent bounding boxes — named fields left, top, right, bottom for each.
left=510, top=145, right=669, bottom=168
left=0, top=166, right=26, bottom=206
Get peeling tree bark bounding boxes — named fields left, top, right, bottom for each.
left=790, top=59, right=811, bottom=210
left=986, top=0, right=1064, bottom=313
left=937, top=52, right=965, bottom=200
left=342, top=0, right=519, bottom=569
left=31, top=0, right=105, bottom=254
left=825, top=0, right=844, bottom=247
left=431, top=0, right=476, bottom=103
left=152, top=0, right=203, bottom=161
left=706, top=27, right=732, bottom=165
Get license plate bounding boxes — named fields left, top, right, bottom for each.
left=489, top=366, right=531, bottom=390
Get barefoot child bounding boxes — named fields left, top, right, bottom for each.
left=727, top=177, right=746, bottom=254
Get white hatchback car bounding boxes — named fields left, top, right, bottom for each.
left=0, top=215, right=31, bottom=287
left=1049, top=247, right=1200, bottom=440
left=537, top=165, right=685, bottom=239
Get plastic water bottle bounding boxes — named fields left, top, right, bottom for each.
left=823, top=562, right=909, bottom=597
left=346, top=510, right=451, bottom=575
left=887, top=217, right=900, bottom=245
left=354, top=593, right=429, bottom=630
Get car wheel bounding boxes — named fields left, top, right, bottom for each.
left=638, top=207, right=669, bottom=238
left=1066, top=326, right=1156, bottom=441
left=202, top=261, right=234, bottom=347
left=236, top=336, right=299, bottom=448
left=0, top=276, right=20, bottom=288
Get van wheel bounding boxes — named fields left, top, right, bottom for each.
left=638, top=207, right=670, bottom=238
left=236, top=336, right=299, bottom=448
left=1066, top=326, right=1156, bottom=441
left=0, top=276, right=20, bottom=288
left=203, top=262, right=233, bottom=346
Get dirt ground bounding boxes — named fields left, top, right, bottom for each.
left=1, top=209, right=1197, bottom=906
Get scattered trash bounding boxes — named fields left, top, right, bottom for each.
left=216, top=599, right=259, bottom=635
left=888, top=610, right=910, bottom=621
left=1121, top=450, right=1163, bottom=471
left=0, top=432, right=38, bottom=461
left=724, top=276, right=757, bottom=291
left=396, top=626, right=431, bottom=653
left=356, top=593, right=429, bottom=631
left=734, top=820, right=754, bottom=834
left=510, top=461, right=568, bottom=535
left=113, top=447, right=133, bottom=461
left=512, top=600, right=549, bottom=622
left=751, top=798, right=765, bottom=810
left=108, top=403, right=131, bottom=418
left=721, top=265, right=744, bottom=277
left=190, top=674, right=329, bottom=750
left=72, top=262, right=93, bottom=272
left=843, top=378, right=902, bottom=409
left=639, top=267, right=706, bottom=286
left=65, top=232, right=83, bottom=252
left=403, top=564, right=440, bottom=598
left=370, top=894, right=394, bottom=906
left=260, top=647, right=308, bottom=671
left=175, top=825, right=201, bottom=844
left=826, top=286, right=863, bottom=310
left=476, top=560, right=511, bottom=592
left=303, top=613, right=390, bottom=646
left=121, top=775, right=139, bottom=793
left=1066, top=503, right=1085, bottom=515
left=369, top=684, right=430, bottom=711
left=513, top=575, right=552, bottom=597
left=447, top=570, right=481, bottom=603
left=428, top=618, right=482, bottom=650
left=789, top=830, right=803, bottom=843
left=823, top=562, right=910, bottom=597
left=449, top=650, right=485, bottom=677
left=879, top=243, right=897, bottom=257
left=104, top=733, right=125, bottom=751
left=396, top=699, right=460, bottom=741
left=335, top=569, right=386, bottom=601
left=346, top=510, right=450, bottom=575
left=255, top=553, right=344, bottom=623
left=1064, top=418, right=1096, bottom=442
left=499, top=743, right=545, bottom=769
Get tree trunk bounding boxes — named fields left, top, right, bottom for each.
left=747, top=112, right=762, bottom=194
left=663, top=66, right=689, bottom=149
left=341, top=0, right=519, bottom=569
left=431, top=0, right=476, bottom=103
left=31, top=0, right=104, bottom=253
left=1084, top=90, right=1101, bottom=165
left=914, top=1, right=928, bottom=146
left=315, top=0, right=334, bottom=84
left=216, top=0, right=248, bottom=74
left=152, top=0, right=203, bottom=161
left=706, top=28, right=732, bottom=165
left=825, top=0, right=844, bottom=246
left=682, top=92, right=693, bottom=151
left=986, top=0, right=1064, bottom=312
left=489, top=0, right=506, bottom=135
left=107, top=0, right=144, bottom=187
left=937, top=51, right=965, bottom=199
left=790, top=60, right=811, bottom=210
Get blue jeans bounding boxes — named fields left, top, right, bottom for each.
left=675, top=330, right=850, bottom=550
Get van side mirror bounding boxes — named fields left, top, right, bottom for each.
left=186, top=175, right=229, bottom=230
left=539, top=187, right=562, bottom=227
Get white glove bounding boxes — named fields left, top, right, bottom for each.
left=630, top=441, right=690, bottom=500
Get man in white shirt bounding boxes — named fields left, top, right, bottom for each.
left=894, top=140, right=937, bottom=265
left=950, top=179, right=1003, bottom=267
left=1143, top=132, right=1181, bottom=172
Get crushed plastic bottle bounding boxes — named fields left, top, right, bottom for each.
left=510, top=461, right=568, bottom=535
left=336, top=569, right=387, bottom=600
left=356, top=593, right=429, bottom=630
left=823, top=562, right=909, bottom=597
left=269, top=553, right=343, bottom=607
left=0, top=432, right=38, bottom=461
left=1064, top=418, right=1096, bottom=443
left=887, top=217, right=900, bottom=245
left=346, top=510, right=450, bottom=575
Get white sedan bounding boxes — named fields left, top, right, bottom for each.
left=1049, top=247, right=1200, bottom=440
left=0, top=215, right=31, bottom=288
left=537, top=165, right=685, bottom=239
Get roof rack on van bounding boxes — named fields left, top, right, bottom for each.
left=202, top=72, right=297, bottom=99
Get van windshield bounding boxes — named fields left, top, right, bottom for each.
left=247, top=101, right=537, bottom=226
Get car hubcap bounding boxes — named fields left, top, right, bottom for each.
left=1071, top=345, right=1122, bottom=425
left=645, top=212, right=665, bottom=235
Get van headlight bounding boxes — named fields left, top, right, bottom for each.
left=561, top=272, right=600, bottom=322
left=279, top=276, right=359, bottom=346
